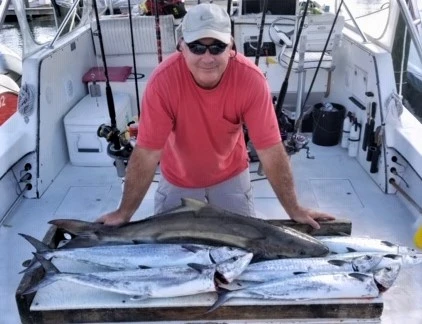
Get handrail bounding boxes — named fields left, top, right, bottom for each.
left=46, top=0, right=81, bottom=49
left=0, top=0, right=11, bottom=29
left=342, top=0, right=370, bottom=43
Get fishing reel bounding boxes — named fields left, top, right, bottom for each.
left=277, top=111, right=314, bottom=159
left=97, top=124, right=133, bottom=177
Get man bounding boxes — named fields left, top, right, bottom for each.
left=97, top=3, right=335, bottom=228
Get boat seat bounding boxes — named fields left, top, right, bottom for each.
left=279, top=13, right=344, bottom=122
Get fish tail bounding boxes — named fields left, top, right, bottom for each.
left=19, top=233, right=51, bottom=253
left=206, top=288, right=232, bottom=313
left=22, top=254, right=61, bottom=295
left=48, top=219, right=102, bottom=240
left=18, top=233, right=52, bottom=273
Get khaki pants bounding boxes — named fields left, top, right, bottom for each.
left=154, top=168, right=255, bottom=217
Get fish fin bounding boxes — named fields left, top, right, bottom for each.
left=22, top=254, right=61, bottom=295
left=206, top=288, right=232, bottom=314
left=138, top=265, right=152, bottom=269
left=381, top=240, right=395, bottom=247
left=181, top=244, right=204, bottom=253
left=327, top=259, right=349, bottom=267
left=347, top=247, right=358, bottom=253
left=48, top=219, right=103, bottom=240
left=348, top=273, right=371, bottom=281
left=293, top=271, right=308, bottom=275
left=181, top=198, right=207, bottom=210
left=187, top=263, right=210, bottom=273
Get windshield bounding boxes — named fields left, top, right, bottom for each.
left=323, top=0, right=391, bottom=40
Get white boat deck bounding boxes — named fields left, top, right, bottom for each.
left=1, top=139, right=421, bottom=323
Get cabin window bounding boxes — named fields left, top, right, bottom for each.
left=388, top=0, right=422, bottom=124
left=401, top=2, right=422, bottom=124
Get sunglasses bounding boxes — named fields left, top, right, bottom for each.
left=186, top=41, right=228, bottom=55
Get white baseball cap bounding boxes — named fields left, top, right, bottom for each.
left=181, top=3, right=231, bottom=44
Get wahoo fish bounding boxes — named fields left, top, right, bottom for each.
left=235, top=254, right=383, bottom=282
left=320, top=236, right=419, bottom=255
left=19, top=233, right=248, bottom=272
left=325, top=251, right=422, bottom=269
left=49, top=198, right=329, bottom=259
left=209, top=264, right=401, bottom=313
left=24, top=253, right=253, bottom=298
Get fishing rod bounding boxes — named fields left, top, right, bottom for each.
left=92, top=0, right=121, bottom=150
left=252, top=0, right=269, bottom=176
left=274, top=0, right=311, bottom=121
left=154, top=0, right=163, bottom=63
left=226, top=0, right=232, bottom=15
left=254, top=0, right=268, bottom=66
left=127, top=0, right=141, bottom=117
left=294, top=0, right=344, bottom=133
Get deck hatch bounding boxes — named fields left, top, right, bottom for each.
left=55, top=186, right=112, bottom=218
left=310, top=179, right=363, bottom=208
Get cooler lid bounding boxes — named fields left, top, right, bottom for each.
left=64, top=93, right=129, bottom=126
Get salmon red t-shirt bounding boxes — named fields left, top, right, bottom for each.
left=137, top=52, right=281, bottom=188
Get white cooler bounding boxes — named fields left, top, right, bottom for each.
left=64, top=93, right=131, bottom=166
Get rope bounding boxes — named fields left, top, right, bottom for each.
left=18, top=83, right=35, bottom=123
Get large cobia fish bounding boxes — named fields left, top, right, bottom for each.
left=234, top=254, right=383, bottom=283
left=208, top=264, right=401, bottom=313
left=320, top=236, right=419, bottom=255
left=24, top=253, right=253, bottom=298
left=49, top=198, right=329, bottom=259
left=19, top=233, right=249, bottom=272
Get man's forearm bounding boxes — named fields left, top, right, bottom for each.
left=117, top=146, right=161, bottom=221
left=256, top=142, right=300, bottom=216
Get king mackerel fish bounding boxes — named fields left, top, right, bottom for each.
left=49, top=198, right=329, bottom=259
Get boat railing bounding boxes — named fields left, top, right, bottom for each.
left=46, top=0, right=82, bottom=49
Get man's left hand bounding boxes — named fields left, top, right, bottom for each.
left=289, top=206, right=336, bottom=230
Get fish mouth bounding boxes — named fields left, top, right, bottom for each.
left=214, top=272, right=229, bottom=285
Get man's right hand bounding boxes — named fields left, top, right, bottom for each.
left=96, top=210, right=131, bottom=226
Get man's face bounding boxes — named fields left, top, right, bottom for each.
left=181, top=38, right=231, bottom=89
